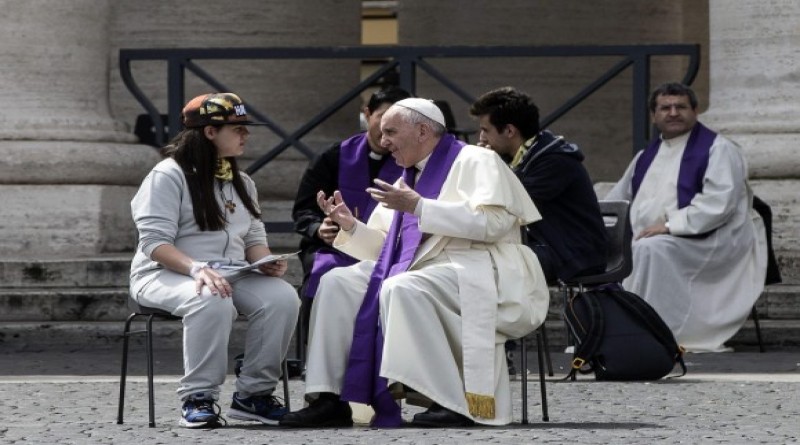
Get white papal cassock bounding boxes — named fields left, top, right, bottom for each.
left=304, top=145, right=550, bottom=425
left=606, top=129, right=767, bottom=352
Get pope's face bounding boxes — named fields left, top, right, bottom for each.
left=380, top=108, right=424, bottom=168
left=651, top=94, right=698, bottom=140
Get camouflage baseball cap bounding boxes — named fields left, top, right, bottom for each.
left=181, top=92, right=266, bottom=128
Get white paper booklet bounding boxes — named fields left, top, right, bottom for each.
left=216, top=251, right=300, bottom=277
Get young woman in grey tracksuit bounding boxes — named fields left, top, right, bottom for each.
left=129, top=93, right=299, bottom=428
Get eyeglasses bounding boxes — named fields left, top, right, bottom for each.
left=656, top=104, right=691, bottom=113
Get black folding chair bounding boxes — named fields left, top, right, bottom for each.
left=116, top=298, right=290, bottom=427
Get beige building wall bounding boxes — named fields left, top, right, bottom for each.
left=5, top=0, right=800, bottom=261
left=397, top=0, right=709, bottom=182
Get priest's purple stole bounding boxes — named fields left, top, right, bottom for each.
left=340, top=134, right=464, bottom=427
left=304, top=134, right=403, bottom=298
left=631, top=122, right=717, bottom=209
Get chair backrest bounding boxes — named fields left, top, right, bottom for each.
left=597, top=199, right=633, bottom=283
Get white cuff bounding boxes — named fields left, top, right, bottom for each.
left=189, top=261, right=209, bottom=279
left=413, top=198, right=425, bottom=216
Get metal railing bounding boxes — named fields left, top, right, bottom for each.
left=119, top=44, right=700, bottom=177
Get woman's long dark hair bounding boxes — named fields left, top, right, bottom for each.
left=162, top=127, right=261, bottom=231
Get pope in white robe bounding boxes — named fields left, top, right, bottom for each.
left=606, top=84, right=767, bottom=353
left=281, top=98, right=549, bottom=428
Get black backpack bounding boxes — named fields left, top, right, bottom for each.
left=563, top=285, right=687, bottom=381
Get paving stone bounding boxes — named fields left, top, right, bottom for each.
left=0, top=351, right=798, bottom=444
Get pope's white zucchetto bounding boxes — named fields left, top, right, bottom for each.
left=393, top=98, right=446, bottom=127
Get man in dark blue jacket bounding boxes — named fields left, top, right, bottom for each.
left=470, top=87, right=607, bottom=373
left=470, top=86, right=607, bottom=283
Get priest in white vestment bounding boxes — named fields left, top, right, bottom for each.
left=280, top=98, right=550, bottom=428
left=606, top=83, right=767, bottom=353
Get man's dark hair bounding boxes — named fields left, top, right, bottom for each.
left=469, top=87, right=540, bottom=140
left=366, top=86, right=412, bottom=112
left=648, top=82, right=699, bottom=113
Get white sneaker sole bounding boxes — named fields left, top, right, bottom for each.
left=178, top=417, right=220, bottom=428
left=228, top=408, right=281, bottom=426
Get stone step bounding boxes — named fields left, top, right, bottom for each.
left=0, top=287, right=130, bottom=322
left=1, top=281, right=797, bottom=322
left=260, top=199, right=302, bottom=252
left=0, top=320, right=294, bottom=354
left=775, top=250, right=800, bottom=285
left=1, top=317, right=796, bottom=354
left=0, top=255, right=132, bottom=289
left=0, top=254, right=304, bottom=290
left=756, top=283, right=800, bottom=319
left=546, top=284, right=800, bottom=319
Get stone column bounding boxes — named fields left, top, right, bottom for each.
left=0, top=0, right=160, bottom=256
left=703, top=0, right=800, bottom=261
left=704, top=0, right=800, bottom=178
left=397, top=0, right=708, bottom=182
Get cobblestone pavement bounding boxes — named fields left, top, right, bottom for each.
left=0, top=350, right=798, bottom=444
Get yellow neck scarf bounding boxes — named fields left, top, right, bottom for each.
left=509, top=136, right=537, bottom=169
left=215, top=158, right=233, bottom=181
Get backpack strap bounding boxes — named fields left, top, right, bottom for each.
left=564, top=290, right=605, bottom=379
left=601, top=289, right=687, bottom=377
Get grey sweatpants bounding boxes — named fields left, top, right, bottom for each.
left=135, top=269, right=299, bottom=401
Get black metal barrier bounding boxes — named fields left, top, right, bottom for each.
left=119, top=44, right=700, bottom=179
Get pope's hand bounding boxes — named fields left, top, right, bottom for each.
left=316, top=190, right=356, bottom=232
left=366, top=178, right=420, bottom=214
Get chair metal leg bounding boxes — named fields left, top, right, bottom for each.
left=295, top=298, right=305, bottom=363
left=539, top=323, right=553, bottom=376
left=146, top=314, right=156, bottom=428
left=563, top=284, right=575, bottom=349
left=536, top=330, right=549, bottom=422
left=751, top=306, right=765, bottom=353
left=282, top=359, right=291, bottom=411
left=117, top=313, right=137, bottom=425
left=520, top=336, right=528, bottom=425
left=520, top=330, right=550, bottom=424
left=566, top=286, right=579, bottom=381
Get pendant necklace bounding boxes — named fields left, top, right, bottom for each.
left=219, top=182, right=237, bottom=213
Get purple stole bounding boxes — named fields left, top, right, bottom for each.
left=304, top=134, right=403, bottom=298
left=631, top=123, right=717, bottom=209
left=340, top=134, right=465, bottom=427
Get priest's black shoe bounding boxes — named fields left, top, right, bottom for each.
left=411, top=403, right=475, bottom=428
left=279, top=393, right=353, bottom=428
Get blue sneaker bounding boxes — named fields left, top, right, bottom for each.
left=228, top=392, right=288, bottom=425
left=179, top=394, right=223, bottom=428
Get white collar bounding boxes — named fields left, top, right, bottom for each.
left=414, top=153, right=432, bottom=173
left=661, top=130, right=691, bottom=148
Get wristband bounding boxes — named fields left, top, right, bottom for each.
left=189, top=261, right=209, bottom=279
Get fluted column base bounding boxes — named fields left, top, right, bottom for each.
left=0, top=141, right=159, bottom=256
left=1, top=184, right=144, bottom=257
